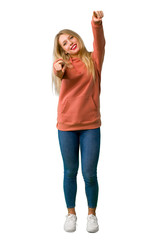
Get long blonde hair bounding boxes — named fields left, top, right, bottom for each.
left=52, top=29, right=96, bottom=95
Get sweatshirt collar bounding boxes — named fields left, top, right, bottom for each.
left=69, top=56, right=82, bottom=74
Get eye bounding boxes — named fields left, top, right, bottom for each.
left=63, top=42, right=66, bottom=46
left=70, top=36, right=74, bottom=39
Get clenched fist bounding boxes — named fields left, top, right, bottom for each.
left=92, top=11, right=104, bottom=24
left=53, top=59, right=66, bottom=79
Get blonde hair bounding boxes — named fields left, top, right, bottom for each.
left=52, top=29, right=96, bottom=95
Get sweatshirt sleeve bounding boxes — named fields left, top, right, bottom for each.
left=91, top=19, right=105, bottom=74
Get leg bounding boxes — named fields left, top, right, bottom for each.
left=88, top=207, right=96, bottom=216
left=79, top=128, right=101, bottom=215
left=58, top=130, right=79, bottom=213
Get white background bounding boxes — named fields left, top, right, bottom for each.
left=0, top=0, right=160, bottom=239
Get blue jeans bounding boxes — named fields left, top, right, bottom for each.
left=58, top=127, right=101, bottom=209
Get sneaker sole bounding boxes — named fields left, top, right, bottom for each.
left=64, top=227, right=76, bottom=232
left=87, top=226, right=99, bottom=233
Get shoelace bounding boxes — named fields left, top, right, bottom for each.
left=66, top=214, right=76, bottom=223
left=88, top=214, right=97, bottom=223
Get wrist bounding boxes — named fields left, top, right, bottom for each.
left=92, top=17, right=102, bottom=25
left=94, top=20, right=102, bottom=25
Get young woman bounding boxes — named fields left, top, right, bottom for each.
left=52, top=10, right=105, bottom=233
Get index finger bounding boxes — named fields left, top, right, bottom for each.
left=57, top=60, right=65, bottom=65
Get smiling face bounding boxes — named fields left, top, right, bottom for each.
left=58, top=34, right=81, bottom=57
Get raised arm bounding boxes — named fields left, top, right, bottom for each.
left=91, top=11, right=105, bottom=74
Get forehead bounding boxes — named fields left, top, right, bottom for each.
left=59, top=34, right=71, bottom=44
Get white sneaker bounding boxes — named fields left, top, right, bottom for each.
left=64, top=214, right=77, bottom=232
left=87, top=214, right=99, bottom=233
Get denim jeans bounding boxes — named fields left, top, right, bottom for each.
left=58, top=127, right=101, bottom=209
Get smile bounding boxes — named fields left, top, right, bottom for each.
left=71, top=44, right=77, bottom=50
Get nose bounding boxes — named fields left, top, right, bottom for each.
left=68, top=38, right=73, bottom=44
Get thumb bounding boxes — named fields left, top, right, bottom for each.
left=62, top=64, right=66, bottom=73
left=93, top=11, right=97, bottom=18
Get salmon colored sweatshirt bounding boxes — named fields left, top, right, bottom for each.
left=53, top=19, right=105, bottom=131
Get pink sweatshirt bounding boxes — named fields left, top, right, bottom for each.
left=53, top=19, right=105, bottom=131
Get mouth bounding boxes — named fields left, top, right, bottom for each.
left=71, top=44, right=77, bottom=50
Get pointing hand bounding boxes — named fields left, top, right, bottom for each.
left=54, top=60, right=66, bottom=78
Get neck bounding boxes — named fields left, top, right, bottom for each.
left=70, top=53, right=80, bottom=58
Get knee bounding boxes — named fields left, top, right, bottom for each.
left=82, top=172, right=97, bottom=185
left=64, top=168, right=78, bottom=179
